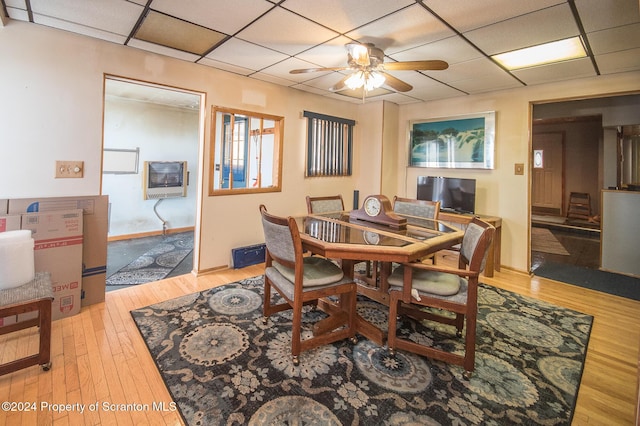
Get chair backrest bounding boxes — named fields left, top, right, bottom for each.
left=306, top=195, right=345, bottom=214
left=259, top=205, right=301, bottom=270
left=392, top=196, right=440, bottom=220
left=459, top=218, right=495, bottom=273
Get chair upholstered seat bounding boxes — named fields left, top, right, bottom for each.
left=388, top=265, right=463, bottom=296
left=265, top=266, right=353, bottom=301
left=272, top=256, right=344, bottom=287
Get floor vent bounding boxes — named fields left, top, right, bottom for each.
left=231, top=244, right=266, bottom=269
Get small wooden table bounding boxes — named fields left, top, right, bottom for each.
left=297, top=212, right=464, bottom=345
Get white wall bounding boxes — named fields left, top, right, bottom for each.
left=102, top=96, right=199, bottom=236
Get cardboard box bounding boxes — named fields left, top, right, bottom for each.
left=0, top=200, right=7, bottom=214
left=9, top=195, right=108, bottom=306
left=21, top=209, right=83, bottom=320
left=0, top=215, right=21, bottom=233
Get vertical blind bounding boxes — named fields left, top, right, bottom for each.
left=303, top=111, right=354, bottom=177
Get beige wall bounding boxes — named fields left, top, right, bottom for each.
left=395, top=74, right=640, bottom=272
left=2, top=19, right=639, bottom=274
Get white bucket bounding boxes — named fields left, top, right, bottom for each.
left=0, top=230, right=35, bottom=290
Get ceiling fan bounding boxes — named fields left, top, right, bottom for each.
left=290, top=42, right=448, bottom=94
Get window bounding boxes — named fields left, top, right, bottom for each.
left=210, top=106, right=283, bottom=195
left=304, top=111, right=354, bottom=177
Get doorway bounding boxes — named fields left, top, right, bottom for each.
left=102, top=77, right=205, bottom=289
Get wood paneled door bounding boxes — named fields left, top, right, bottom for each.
left=532, top=131, right=565, bottom=215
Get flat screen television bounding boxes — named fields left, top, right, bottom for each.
left=417, top=176, right=476, bottom=214
left=143, top=161, right=188, bottom=200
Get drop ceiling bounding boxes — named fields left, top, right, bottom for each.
left=3, top=0, right=640, bottom=104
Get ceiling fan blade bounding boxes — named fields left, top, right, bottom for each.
left=290, top=67, right=349, bottom=74
left=382, top=73, right=413, bottom=92
left=330, top=75, right=350, bottom=92
left=384, top=60, right=449, bottom=71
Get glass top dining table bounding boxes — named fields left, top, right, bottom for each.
left=295, top=211, right=464, bottom=263
left=295, top=211, right=464, bottom=345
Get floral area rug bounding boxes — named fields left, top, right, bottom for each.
left=106, top=232, right=193, bottom=286
left=130, top=276, right=592, bottom=425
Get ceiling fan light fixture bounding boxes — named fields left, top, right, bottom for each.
left=347, top=43, right=370, bottom=66
left=345, top=70, right=365, bottom=89
left=344, top=70, right=386, bottom=91
left=365, top=71, right=385, bottom=91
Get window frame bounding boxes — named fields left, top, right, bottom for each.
left=209, top=106, right=284, bottom=195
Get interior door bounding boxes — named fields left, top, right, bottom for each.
left=532, top=132, right=564, bottom=214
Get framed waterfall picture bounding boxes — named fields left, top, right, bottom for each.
left=409, top=111, right=495, bottom=169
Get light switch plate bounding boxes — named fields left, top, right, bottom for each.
left=55, top=161, right=84, bottom=178
left=514, top=163, right=524, bottom=175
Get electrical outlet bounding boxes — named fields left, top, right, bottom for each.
left=55, top=161, right=84, bottom=178
left=514, top=163, right=524, bottom=175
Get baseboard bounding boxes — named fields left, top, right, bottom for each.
left=108, top=226, right=194, bottom=242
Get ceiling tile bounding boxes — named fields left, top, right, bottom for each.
left=426, top=0, right=565, bottom=32
left=596, top=48, right=640, bottom=74
left=29, top=0, right=143, bottom=36
left=464, top=3, right=579, bottom=55
left=235, top=7, right=339, bottom=55
left=513, top=57, right=596, bottom=85
left=250, top=71, right=299, bottom=87
left=33, top=15, right=128, bottom=44
left=388, top=36, right=483, bottom=65
left=451, top=72, right=523, bottom=94
left=346, top=4, right=454, bottom=54
left=6, top=7, right=30, bottom=21
left=197, top=58, right=255, bottom=76
left=148, top=0, right=274, bottom=36
left=127, top=39, right=202, bottom=62
left=5, top=0, right=28, bottom=8
left=404, top=79, right=469, bottom=101
left=204, top=37, right=289, bottom=71
left=281, top=0, right=413, bottom=34
left=575, top=0, right=640, bottom=32
left=587, top=23, right=640, bottom=55
left=420, top=57, right=510, bottom=84
left=293, top=72, right=349, bottom=92
left=294, top=36, right=357, bottom=69
left=259, top=57, right=335, bottom=83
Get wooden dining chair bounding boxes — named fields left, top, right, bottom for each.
left=386, top=217, right=495, bottom=379
left=259, top=205, right=357, bottom=365
left=393, top=196, right=441, bottom=264
left=392, top=196, right=440, bottom=220
left=306, top=195, right=345, bottom=214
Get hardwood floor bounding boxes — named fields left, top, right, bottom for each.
left=1, top=261, right=638, bottom=425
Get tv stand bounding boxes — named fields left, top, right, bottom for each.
left=438, top=211, right=502, bottom=277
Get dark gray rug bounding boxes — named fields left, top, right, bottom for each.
left=533, top=262, right=640, bottom=301
left=106, top=232, right=193, bottom=286
left=131, top=276, right=592, bottom=425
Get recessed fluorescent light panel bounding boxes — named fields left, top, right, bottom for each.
left=492, top=37, right=587, bottom=70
